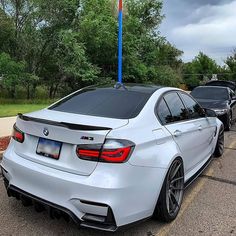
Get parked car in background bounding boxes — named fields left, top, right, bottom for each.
left=191, top=86, right=236, bottom=130
left=1, top=84, right=224, bottom=232
left=205, top=80, right=236, bottom=92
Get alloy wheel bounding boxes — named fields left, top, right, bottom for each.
left=166, top=159, right=184, bottom=217
left=229, top=116, right=232, bottom=129
left=218, top=129, right=224, bottom=155
left=228, top=113, right=232, bottom=130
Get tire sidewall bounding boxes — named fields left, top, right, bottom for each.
left=156, top=157, right=184, bottom=222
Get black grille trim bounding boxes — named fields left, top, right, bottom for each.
left=7, top=185, right=80, bottom=224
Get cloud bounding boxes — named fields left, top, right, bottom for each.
left=161, top=0, right=236, bottom=64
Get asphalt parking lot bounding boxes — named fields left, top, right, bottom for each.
left=0, top=128, right=236, bottom=236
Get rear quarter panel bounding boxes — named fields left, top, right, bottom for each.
left=107, top=88, right=182, bottom=170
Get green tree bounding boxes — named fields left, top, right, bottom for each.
left=44, top=30, right=99, bottom=98
left=152, top=66, right=182, bottom=87
left=0, top=0, right=185, bottom=99
left=0, top=9, right=15, bottom=54
left=225, top=50, right=236, bottom=82
left=78, top=0, right=117, bottom=79
left=0, top=52, right=35, bottom=98
left=183, top=52, right=219, bottom=89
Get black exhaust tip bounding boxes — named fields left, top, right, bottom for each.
left=15, top=192, right=21, bottom=200
left=21, top=195, right=33, bottom=207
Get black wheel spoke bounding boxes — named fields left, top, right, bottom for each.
left=171, top=186, right=184, bottom=191
left=170, top=162, right=182, bottom=180
left=170, top=190, right=180, bottom=209
left=169, top=162, right=177, bottom=181
left=166, top=193, right=170, bottom=213
left=165, top=159, right=184, bottom=216
left=171, top=176, right=184, bottom=184
left=168, top=193, right=175, bottom=212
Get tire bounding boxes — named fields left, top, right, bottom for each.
left=214, top=127, right=224, bottom=158
left=225, top=113, right=232, bottom=131
left=153, top=158, right=184, bottom=222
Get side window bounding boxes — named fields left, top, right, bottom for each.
left=163, top=93, right=188, bottom=123
left=180, top=93, right=204, bottom=119
left=157, top=99, right=172, bottom=125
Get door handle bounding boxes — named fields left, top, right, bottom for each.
left=174, top=130, right=182, bottom=137
left=198, top=125, right=203, bottom=131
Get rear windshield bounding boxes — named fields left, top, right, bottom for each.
left=191, top=87, right=229, bottom=100
left=49, top=88, right=151, bottom=119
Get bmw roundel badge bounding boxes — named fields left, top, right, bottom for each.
left=43, top=128, right=49, bottom=136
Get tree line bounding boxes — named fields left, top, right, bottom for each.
left=0, top=0, right=235, bottom=100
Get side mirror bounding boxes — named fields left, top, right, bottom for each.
left=204, top=108, right=217, bottom=117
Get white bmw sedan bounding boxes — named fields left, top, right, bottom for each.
left=1, top=84, right=224, bottom=232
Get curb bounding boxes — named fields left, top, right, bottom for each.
left=0, top=136, right=11, bottom=160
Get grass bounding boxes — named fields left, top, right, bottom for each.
left=0, top=98, right=58, bottom=118
left=0, top=104, right=50, bottom=118
left=0, top=98, right=56, bottom=104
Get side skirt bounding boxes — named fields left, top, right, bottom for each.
left=184, top=155, right=213, bottom=189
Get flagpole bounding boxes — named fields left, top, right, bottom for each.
left=118, top=0, right=123, bottom=84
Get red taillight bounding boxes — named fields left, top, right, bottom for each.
left=78, top=150, right=100, bottom=159
left=76, top=139, right=135, bottom=163
left=12, top=125, right=25, bottom=143
left=100, top=147, right=132, bottom=163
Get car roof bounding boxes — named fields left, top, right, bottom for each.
left=87, top=83, right=164, bottom=95
left=206, top=80, right=235, bottom=85
left=49, top=83, right=164, bottom=120
left=194, top=86, right=228, bottom=90
left=205, top=80, right=236, bottom=91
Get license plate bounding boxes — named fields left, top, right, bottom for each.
left=36, top=138, right=62, bottom=160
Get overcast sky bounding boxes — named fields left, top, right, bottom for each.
left=160, top=0, right=236, bottom=65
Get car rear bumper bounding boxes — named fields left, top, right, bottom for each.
left=2, top=180, right=117, bottom=231
left=1, top=146, right=166, bottom=231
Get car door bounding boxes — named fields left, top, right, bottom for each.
left=179, top=92, right=217, bottom=164
left=156, top=92, right=212, bottom=174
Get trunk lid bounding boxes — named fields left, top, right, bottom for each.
left=14, top=109, right=128, bottom=176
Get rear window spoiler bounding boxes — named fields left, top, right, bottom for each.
left=18, top=114, right=112, bottom=131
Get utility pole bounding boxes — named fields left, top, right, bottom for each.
left=118, top=0, right=123, bottom=84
